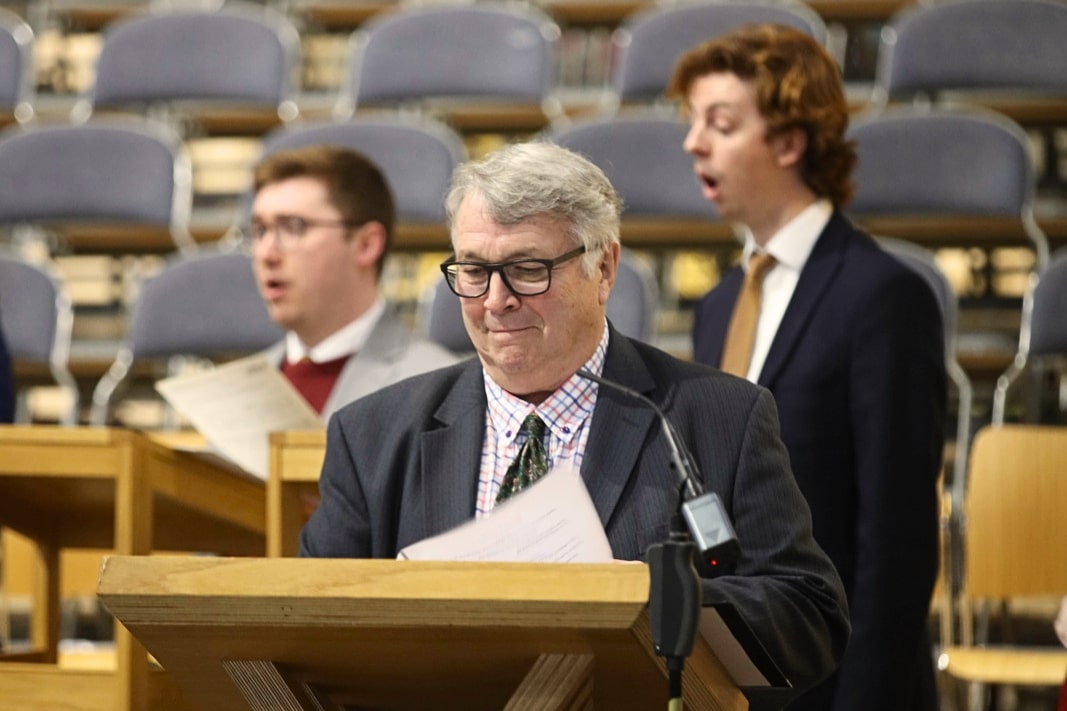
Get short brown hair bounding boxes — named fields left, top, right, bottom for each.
left=254, top=145, right=396, bottom=270
left=668, top=23, right=855, bottom=206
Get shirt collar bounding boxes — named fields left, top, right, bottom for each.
left=285, top=297, right=386, bottom=363
left=742, top=199, right=832, bottom=272
left=485, top=321, right=609, bottom=445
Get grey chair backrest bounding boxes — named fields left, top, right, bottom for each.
left=608, top=250, right=661, bottom=343
left=0, top=6, right=34, bottom=123
left=847, top=106, right=1049, bottom=272
left=1027, top=250, right=1067, bottom=358
left=334, top=3, right=561, bottom=121
left=873, top=0, right=1067, bottom=104
left=0, top=250, right=79, bottom=424
left=257, top=116, right=468, bottom=223
left=75, top=1, right=301, bottom=123
left=610, top=0, right=827, bottom=107
left=993, top=247, right=1067, bottom=425
left=548, top=114, right=718, bottom=220
left=419, top=277, right=473, bottom=355
left=418, top=249, right=660, bottom=352
left=0, top=117, right=195, bottom=252
left=90, top=247, right=284, bottom=425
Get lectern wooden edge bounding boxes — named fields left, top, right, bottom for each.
left=97, top=555, right=748, bottom=711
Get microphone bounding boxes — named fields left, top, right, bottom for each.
left=577, top=369, right=740, bottom=577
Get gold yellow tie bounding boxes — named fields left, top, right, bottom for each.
left=720, top=252, right=777, bottom=378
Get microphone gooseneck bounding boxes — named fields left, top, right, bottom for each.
left=576, top=369, right=741, bottom=577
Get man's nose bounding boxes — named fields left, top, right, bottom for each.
left=683, top=122, right=707, bottom=155
left=482, top=270, right=518, bottom=311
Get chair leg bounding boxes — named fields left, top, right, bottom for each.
left=967, top=680, right=989, bottom=711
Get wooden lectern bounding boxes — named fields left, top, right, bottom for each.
left=98, top=555, right=749, bottom=710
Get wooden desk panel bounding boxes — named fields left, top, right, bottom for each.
left=0, top=425, right=266, bottom=711
left=267, top=430, right=326, bottom=557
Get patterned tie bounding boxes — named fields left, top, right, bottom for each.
left=496, top=414, right=549, bottom=504
left=720, top=252, right=777, bottom=378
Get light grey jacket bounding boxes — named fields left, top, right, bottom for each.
left=263, top=305, right=466, bottom=421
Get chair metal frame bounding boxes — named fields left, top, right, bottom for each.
left=0, top=5, right=34, bottom=124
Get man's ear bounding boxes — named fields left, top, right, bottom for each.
left=598, top=242, right=620, bottom=305
left=774, top=127, right=808, bottom=169
left=350, top=222, right=387, bottom=269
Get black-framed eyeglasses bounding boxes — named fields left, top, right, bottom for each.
left=440, top=246, right=587, bottom=298
left=240, top=215, right=358, bottom=251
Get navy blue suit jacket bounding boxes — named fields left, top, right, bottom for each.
left=693, top=212, right=946, bottom=711
left=0, top=322, right=14, bottom=423
left=302, top=328, right=850, bottom=704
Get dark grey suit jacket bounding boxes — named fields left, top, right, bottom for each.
left=0, top=322, right=13, bottom=423
left=300, top=329, right=850, bottom=702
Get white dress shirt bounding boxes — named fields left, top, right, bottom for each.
left=741, top=199, right=832, bottom=382
left=284, top=298, right=386, bottom=364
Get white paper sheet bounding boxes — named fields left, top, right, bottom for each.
left=155, top=354, right=323, bottom=480
left=696, top=603, right=789, bottom=689
left=397, top=462, right=613, bottom=563
left=699, top=607, right=770, bottom=687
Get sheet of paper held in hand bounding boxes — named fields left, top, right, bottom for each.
left=155, top=354, right=323, bottom=480
left=397, top=462, right=614, bottom=563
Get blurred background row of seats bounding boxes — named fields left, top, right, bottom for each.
left=0, top=0, right=1065, bottom=434
left=0, top=0, right=1062, bottom=429
left=3, top=0, right=1065, bottom=184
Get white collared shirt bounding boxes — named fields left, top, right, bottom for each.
left=741, top=199, right=832, bottom=382
left=284, top=298, right=387, bottom=364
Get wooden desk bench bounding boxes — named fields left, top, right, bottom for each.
left=0, top=425, right=266, bottom=711
left=267, top=430, right=326, bottom=558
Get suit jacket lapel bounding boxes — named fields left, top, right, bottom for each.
left=326, top=308, right=410, bottom=411
left=696, top=268, right=742, bottom=365
left=419, top=361, right=487, bottom=538
left=758, top=212, right=850, bottom=387
left=413, top=332, right=660, bottom=537
left=583, top=332, right=659, bottom=528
